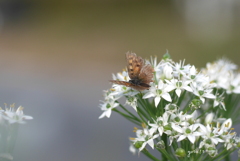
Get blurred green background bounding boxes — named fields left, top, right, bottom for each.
left=0, top=1, right=239, bottom=161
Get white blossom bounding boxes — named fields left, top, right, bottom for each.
left=143, top=80, right=173, bottom=107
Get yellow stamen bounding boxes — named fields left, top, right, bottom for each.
left=141, top=123, right=147, bottom=128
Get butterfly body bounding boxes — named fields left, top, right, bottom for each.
left=110, top=52, right=154, bottom=91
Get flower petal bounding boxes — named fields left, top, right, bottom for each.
left=154, top=96, right=161, bottom=107
left=162, top=93, right=172, bottom=102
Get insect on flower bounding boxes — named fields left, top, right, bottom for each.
left=110, top=52, right=154, bottom=91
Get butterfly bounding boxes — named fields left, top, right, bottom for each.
left=110, top=52, right=154, bottom=91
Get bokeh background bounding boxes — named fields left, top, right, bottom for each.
left=0, top=1, right=240, bottom=161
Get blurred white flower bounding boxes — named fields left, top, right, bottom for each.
left=202, top=58, right=240, bottom=94
left=191, top=84, right=216, bottom=103
left=220, top=118, right=232, bottom=132
left=3, top=105, right=33, bottom=124
left=173, top=60, right=191, bottom=77
left=213, top=92, right=226, bottom=110
left=129, top=142, right=137, bottom=155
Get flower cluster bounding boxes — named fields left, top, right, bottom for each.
left=99, top=52, right=240, bottom=161
left=130, top=108, right=239, bottom=159
left=202, top=58, right=240, bottom=94
left=201, top=58, right=240, bottom=123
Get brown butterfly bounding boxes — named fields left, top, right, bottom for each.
left=110, top=52, right=154, bottom=91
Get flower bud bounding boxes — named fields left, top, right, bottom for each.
left=156, top=140, right=165, bottom=149
left=207, top=147, right=217, bottom=157
left=163, top=65, right=173, bottom=79
left=205, top=113, right=214, bottom=124
left=175, top=148, right=186, bottom=158
left=134, top=141, right=144, bottom=149
left=191, top=99, right=203, bottom=108
left=163, top=50, right=171, bottom=60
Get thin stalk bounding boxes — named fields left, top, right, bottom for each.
left=137, top=95, right=154, bottom=120
left=113, top=109, right=141, bottom=126
left=214, top=148, right=235, bottom=161
left=142, top=149, right=162, bottom=161
left=156, top=147, right=176, bottom=161
left=161, top=133, right=169, bottom=161
left=118, top=103, right=141, bottom=122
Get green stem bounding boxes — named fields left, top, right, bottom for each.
left=176, top=90, right=186, bottom=107
left=196, top=107, right=212, bottom=120
left=137, top=110, right=147, bottom=125
left=142, top=149, right=162, bottom=161
left=161, top=134, right=168, bottom=161
left=118, top=103, right=141, bottom=122
left=156, top=147, right=175, bottom=161
left=137, top=95, right=153, bottom=120
left=8, top=124, right=19, bottom=154
left=214, top=148, right=235, bottom=161
left=113, top=109, right=141, bottom=126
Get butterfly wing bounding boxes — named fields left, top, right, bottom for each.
left=110, top=80, right=148, bottom=91
left=126, top=52, right=144, bottom=80
left=110, top=52, right=153, bottom=91
left=138, top=64, right=154, bottom=85
left=109, top=80, right=132, bottom=87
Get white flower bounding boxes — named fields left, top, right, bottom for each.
left=143, top=80, right=172, bottom=107
left=198, top=124, right=224, bottom=148
left=148, top=112, right=169, bottom=136
left=3, top=105, right=33, bottom=124
left=148, top=54, right=174, bottom=81
left=99, top=98, right=119, bottom=119
left=165, top=79, right=192, bottom=97
left=134, top=128, right=159, bottom=151
left=226, top=73, right=240, bottom=94
left=185, top=65, right=205, bottom=84
left=173, top=60, right=191, bottom=77
left=170, top=111, right=192, bottom=127
left=189, top=65, right=197, bottom=76
left=148, top=56, right=162, bottom=73
left=213, top=92, right=226, bottom=110
left=220, top=118, right=232, bottom=132
left=223, top=133, right=237, bottom=150
left=126, top=96, right=138, bottom=111
left=191, top=84, right=216, bottom=103
left=202, top=58, right=240, bottom=94
left=172, top=123, right=202, bottom=144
